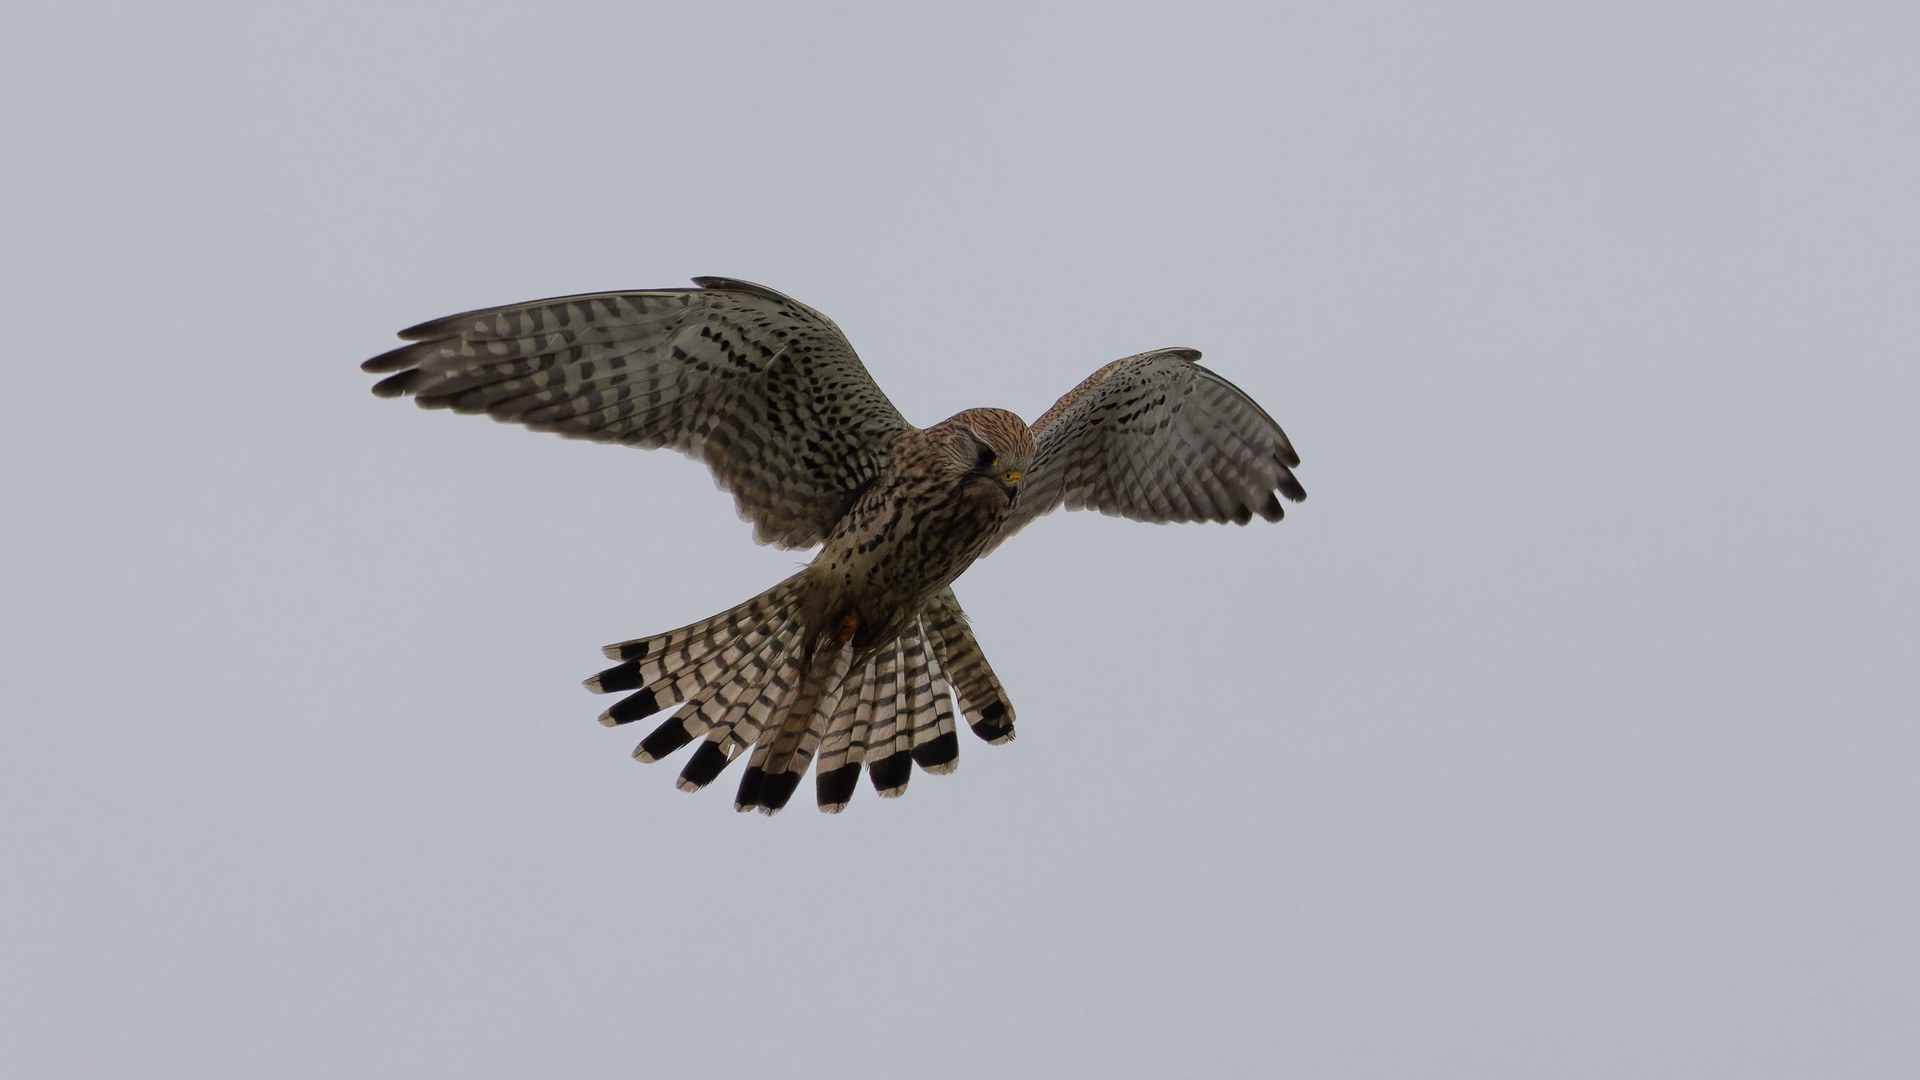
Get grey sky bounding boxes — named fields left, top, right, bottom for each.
left=3, top=2, right=1915, bottom=1076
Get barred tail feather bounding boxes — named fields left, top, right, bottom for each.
left=867, top=629, right=936, bottom=794
left=894, top=626, right=956, bottom=776
left=634, top=617, right=797, bottom=762
left=791, top=648, right=855, bottom=777
left=863, top=639, right=908, bottom=796
left=727, top=655, right=807, bottom=811
left=736, top=642, right=854, bottom=815
left=590, top=577, right=806, bottom=684
left=815, top=655, right=877, bottom=812
left=911, top=628, right=961, bottom=775
left=921, top=587, right=1016, bottom=745
left=599, top=607, right=796, bottom=736
left=677, top=623, right=804, bottom=792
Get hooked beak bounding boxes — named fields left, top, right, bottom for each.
left=998, top=469, right=1022, bottom=504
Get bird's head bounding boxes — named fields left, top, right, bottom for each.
left=943, top=408, right=1034, bottom=507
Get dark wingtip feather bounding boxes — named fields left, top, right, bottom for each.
left=677, top=741, right=732, bottom=791
left=370, top=370, right=424, bottom=398
left=816, top=763, right=861, bottom=811
left=397, top=314, right=463, bottom=340
left=1279, top=475, right=1307, bottom=502
left=635, top=716, right=696, bottom=763
left=361, top=344, right=420, bottom=374
left=690, top=276, right=795, bottom=304
left=585, top=659, right=644, bottom=694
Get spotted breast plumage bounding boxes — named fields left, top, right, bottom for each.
left=364, top=277, right=1306, bottom=814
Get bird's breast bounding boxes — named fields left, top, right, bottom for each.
left=808, top=471, right=1008, bottom=621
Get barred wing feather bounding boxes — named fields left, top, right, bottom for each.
left=998, top=349, right=1306, bottom=544
left=362, top=277, right=911, bottom=549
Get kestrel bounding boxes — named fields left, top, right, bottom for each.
left=364, top=277, right=1305, bottom=814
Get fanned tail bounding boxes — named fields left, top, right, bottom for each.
left=586, top=582, right=1016, bottom=814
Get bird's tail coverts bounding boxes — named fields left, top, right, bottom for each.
left=589, top=582, right=1015, bottom=814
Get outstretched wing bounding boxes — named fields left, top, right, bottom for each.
left=998, top=349, right=1306, bottom=542
left=362, top=278, right=911, bottom=549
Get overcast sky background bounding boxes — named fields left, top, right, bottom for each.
left=3, top=2, right=1915, bottom=1076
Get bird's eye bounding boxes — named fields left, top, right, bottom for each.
left=975, top=446, right=997, bottom=472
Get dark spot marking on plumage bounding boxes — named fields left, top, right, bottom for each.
left=1231, top=502, right=1252, bottom=525
left=588, top=659, right=644, bottom=693
left=869, top=752, right=910, bottom=794
left=910, top=731, right=959, bottom=770
left=606, top=687, right=661, bottom=725
left=638, top=717, right=695, bottom=761
left=680, top=741, right=731, bottom=789
left=816, top=763, right=861, bottom=809
left=979, top=701, right=1006, bottom=723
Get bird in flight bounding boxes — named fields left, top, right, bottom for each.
left=364, top=277, right=1305, bottom=814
